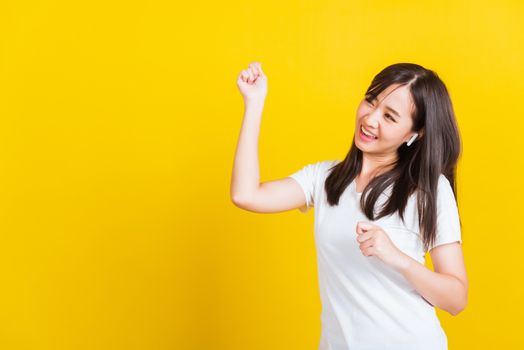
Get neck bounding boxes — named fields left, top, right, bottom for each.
left=360, top=151, right=398, bottom=178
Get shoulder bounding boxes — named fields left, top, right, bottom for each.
left=436, top=174, right=458, bottom=207
left=411, top=174, right=455, bottom=203
left=321, top=159, right=340, bottom=170
left=288, top=159, right=339, bottom=184
left=438, top=173, right=450, bottom=185
left=300, top=159, right=339, bottom=174
left=317, top=159, right=340, bottom=178
left=292, top=159, right=340, bottom=186
left=437, top=174, right=455, bottom=195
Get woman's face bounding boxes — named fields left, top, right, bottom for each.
left=355, top=83, right=417, bottom=156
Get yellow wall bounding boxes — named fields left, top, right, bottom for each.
left=0, top=0, right=522, bottom=349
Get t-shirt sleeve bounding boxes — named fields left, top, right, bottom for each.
left=287, top=160, right=331, bottom=214
left=427, top=175, right=463, bottom=252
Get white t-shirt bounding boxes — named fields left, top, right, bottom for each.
left=288, top=159, right=462, bottom=350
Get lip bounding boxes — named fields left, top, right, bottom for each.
left=358, top=125, right=378, bottom=142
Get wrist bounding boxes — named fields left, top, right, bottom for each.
left=243, top=96, right=266, bottom=106
left=395, top=250, right=413, bottom=273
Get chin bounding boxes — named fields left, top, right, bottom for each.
left=355, top=136, right=377, bottom=149
left=355, top=138, right=391, bottom=156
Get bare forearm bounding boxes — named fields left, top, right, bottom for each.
left=396, top=253, right=467, bottom=316
left=230, top=98, right=265, bottom=202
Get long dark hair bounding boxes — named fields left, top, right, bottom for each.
left=324, top=63, right=462, bottom=252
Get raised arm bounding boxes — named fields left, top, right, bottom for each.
left=230, top=62, right=307, bottom=213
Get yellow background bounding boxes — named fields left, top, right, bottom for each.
left=0, top=0, right=522, bottom=349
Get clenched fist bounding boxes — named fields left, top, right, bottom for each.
left=236, top=61, right=268, bottom=102
left=356, top=221, right=409, bottom=271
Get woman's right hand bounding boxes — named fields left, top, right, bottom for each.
left=236, top=61, right=267, bottom=102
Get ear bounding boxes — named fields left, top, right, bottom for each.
left=405, top=133, right=417, bottom=144
left=407, top=129, right=423, bottom=142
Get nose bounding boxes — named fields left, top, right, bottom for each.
left=362, top=109, right=380, bottom=129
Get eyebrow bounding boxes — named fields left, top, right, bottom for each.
left=367, top=95, right=402, bottom=119
left=384, top=105, right=401, bottom=119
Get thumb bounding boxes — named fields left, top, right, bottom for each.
left=356, top=221, right=375, bottom=234
left=255, top=62, right=265, bottom=76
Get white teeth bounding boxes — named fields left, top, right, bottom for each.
left=361, top=126, right=377, bottom=139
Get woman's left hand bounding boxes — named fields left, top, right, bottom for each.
left=355, top=221, right=409, bottom=271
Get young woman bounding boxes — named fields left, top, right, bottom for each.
left=231, top=61, right=468, bottom=350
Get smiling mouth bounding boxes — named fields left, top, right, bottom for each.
left=360, top=125, right=378, bottom=140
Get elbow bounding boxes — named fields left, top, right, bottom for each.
left=449, top=304, right=466, bottom=316
left=449, top=291, right=468, bottom=316
left=231, top=193, right=251, bottom=209
left=231, top=186, right=258, bottom=209
left=230, top=187, right=245, bottom=207
left=231, top=194, right=245, bottom=208
left=446, top=276, right=468, bottom=316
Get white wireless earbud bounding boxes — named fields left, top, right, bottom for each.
left=406, top=133, right=418, bottom=146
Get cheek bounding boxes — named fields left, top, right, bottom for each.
left=382, top=126, right=408, bottom=144
left=378, top=126, right=401, bottom=143
left=356, top=105, right=368, bottom=120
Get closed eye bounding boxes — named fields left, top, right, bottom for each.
left=365, top=97, right=397, bottom=122
left=385, top=113, right=396, bottom=122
